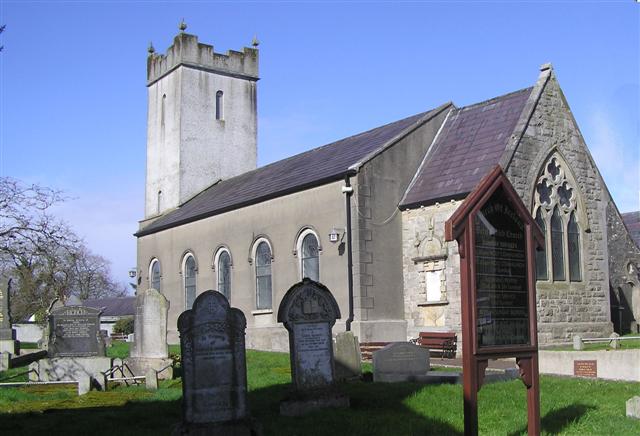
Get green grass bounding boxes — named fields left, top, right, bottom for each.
left=547, top=333, right=640, bottom=351
left=1, top=349, right=639, bottom=435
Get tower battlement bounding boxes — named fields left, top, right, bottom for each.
left=147, top=33, right=259, bottom=86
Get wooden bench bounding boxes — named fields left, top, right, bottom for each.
left=413, top=332, right=457, bottom=358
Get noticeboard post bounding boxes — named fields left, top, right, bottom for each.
left=445, top=166, right=544, bottom=436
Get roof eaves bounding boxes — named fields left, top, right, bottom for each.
left=347, top=102, right=454, bottom=172
left=135, top=171, right=352, bottom=237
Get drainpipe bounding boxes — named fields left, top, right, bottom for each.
left=343, top=174, right=355, bottom=331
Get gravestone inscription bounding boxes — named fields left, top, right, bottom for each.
left=277, top=279, right=349, bottom=416
left=177, top=290, right=251, bottom=432
left=48, top=305, right=103, bottom=357
left=278, top=278, right=341, bottom=390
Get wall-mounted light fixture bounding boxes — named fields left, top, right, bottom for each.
left=329, top=228, right=344, bottom=243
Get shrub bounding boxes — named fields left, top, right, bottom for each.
left=112, top=317, right=134, bottom=335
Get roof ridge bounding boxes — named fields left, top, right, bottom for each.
left=457, top=86, right=534, bottom=112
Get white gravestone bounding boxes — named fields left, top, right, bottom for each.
left=176, top=290, right=252, bottom=433
left=127, top=288, right=173, bottom=379
left=373, top=342, right=430, bottom=382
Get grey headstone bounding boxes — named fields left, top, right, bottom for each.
left=627, top=396, right=640, bottom=419
left=373, top=342, right=430, bottom=382
left=146, top=368, right=158, bottom=390
left=47, top=305, right=104, bottom=357
left=609, top=332, right=620, bottom=349
left=178, top=290, right=248, bottom=426
left=277, top=278, right=341, bottom=390
left=0, top=278, right=16, bottom=355
left=333, top=331, right=362, bottom=380
left=77, top=375, right=91, bottom=395
left=573, top=335, right=584, bottom=351
left=0, top=351, right=10, bottom=371
left=130, top=288, right=169, bottom=359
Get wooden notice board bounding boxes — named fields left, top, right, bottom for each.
left=445, top=166, right=544, bottom=436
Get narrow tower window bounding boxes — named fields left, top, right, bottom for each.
left=217, top=250, right=232, bottom=300
left=568, top=212, right=581, bottom=282
left=215, top=90, right=223, bottom=120
left=150, top=259, right=161, bottom=292
left=157, top=190, right=162, bottom=215
left=161, top=94, right=166, bottom=127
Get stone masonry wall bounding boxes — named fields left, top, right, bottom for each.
left=504, top=72, right=612, bottom=343
left=402, top=200, right=462, bottom=341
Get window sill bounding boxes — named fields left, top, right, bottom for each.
left=418, top=300, right=449, bottom=307
left=251, top=309, right=273, bottom=316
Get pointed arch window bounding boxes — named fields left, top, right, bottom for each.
left=255, top=241, right=272, bottom=310
left=568, top=212, right=581, bottom=282
left=217, top=249, right=232, bottom=300
left=149, top=259, right=161, bottom=292
left=534, top=209, right=548, bottom=280
left=298, top=231, right=320, bottom=281
left=533, top=155, right=584, bottom=283
left=551, top=207, right=565, bottom=281
left=183, top=254, right=197, bottom=309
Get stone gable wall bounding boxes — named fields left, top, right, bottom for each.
left=401, top=201, right=462, bottom=340
left=504, top=74, right=612, bottom=342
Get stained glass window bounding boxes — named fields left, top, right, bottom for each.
left=551, top=207, right=565, bottom=281
left=568, top=212, right=581, bottom=282
left=535, top=210, right=548, bottom=280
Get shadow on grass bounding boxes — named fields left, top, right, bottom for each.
left=0, top=379, right=462, bottom=436
left=507, top=404, right=596, bottom=436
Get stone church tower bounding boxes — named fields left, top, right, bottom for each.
left=144, top=27, right=258, bottom=218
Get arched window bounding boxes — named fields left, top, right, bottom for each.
left=255, top=241, right=272, bottom=310
left=534, top=209, right=548, bottom=281
left=533, top=155, right=584, bottom=283
left=299, top=231, right=320, bottom=281
left=568, top=212, right=581, bottom=282
left=551, top=207, right=565, bottom=281
left=216, top=249, right=232, bottom=300
left=183, top=254, right=197, bottom=309
left=215, top=90, right=223, bottom=120
left=157, top=190, right=162, bottom=215
left=149, top=259, right=161, bottom=292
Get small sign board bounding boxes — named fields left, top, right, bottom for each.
left=574, top=360, right=597, bottom=378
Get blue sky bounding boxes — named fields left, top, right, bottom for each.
left=1, top=1, right=638, bottom=288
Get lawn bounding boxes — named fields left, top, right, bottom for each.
left=0, top=346, right=639, bottom=435
left=546, top=333, right=640, bottom=352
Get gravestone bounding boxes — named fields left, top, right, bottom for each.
left=373, top=342, right=430, bottom=382
left=333, top=331, right=362, bottom=380
left=627, top=396, right=640, bottom=420
left=29, top=302, right=111, bottom=393
left=175, top=290, right=254, bottom=434
left=277, top=278, right=349, bottom=416
left=126, top=288, right=173, bottom=379
left=48, top=305, right=103, bottom=357
left=0, top=278, right=16, bottom=355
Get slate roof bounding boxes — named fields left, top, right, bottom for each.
left=621, top=211, right=640, bottom=249
left=84, top=297, right=136, bottom=317
left=136, top=106, right=447, bottom=236
left=401, top=87, right=532, bottom=208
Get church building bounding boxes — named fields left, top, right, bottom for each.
left=135, top=30, right=640, bottom=351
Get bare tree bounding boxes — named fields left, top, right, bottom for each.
left=1, top=177, right=128, bottom=322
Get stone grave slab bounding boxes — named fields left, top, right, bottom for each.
left=373, top=342, right=430, bottom=382
left=277, top=278, right=349, bottom=416
left=627, top=396, right=640, bottom=420
left=333, top=331, right=362, bottom=380
left=48, top=305, right=103, bottom=358
left=175, top=290, right=254, bottom=434
left=127, top=288, right=173, bottom=379
left=0, top=278, right=16, bottom=355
